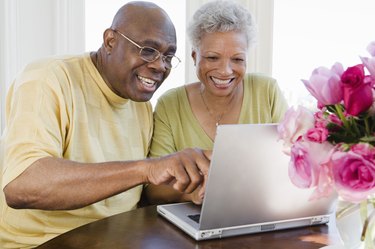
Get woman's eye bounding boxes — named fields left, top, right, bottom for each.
left=234, top=58, right=245, bottom=62
left=205, top=56, right=218, bottom=61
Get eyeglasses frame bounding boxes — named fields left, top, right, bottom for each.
left=112, top=29, right=181, bottom=69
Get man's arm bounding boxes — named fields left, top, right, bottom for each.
left=3, top=148, right=210, bottom=210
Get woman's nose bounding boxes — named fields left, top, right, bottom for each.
left=217, top=59, right=233, bottom=74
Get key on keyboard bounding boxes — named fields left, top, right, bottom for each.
left=188, top=214, right=201, bottom=223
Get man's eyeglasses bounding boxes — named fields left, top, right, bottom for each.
left=113, top=29, right=181, bottom=69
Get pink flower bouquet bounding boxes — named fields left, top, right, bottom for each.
left=277, top=41, right=375, bottom=246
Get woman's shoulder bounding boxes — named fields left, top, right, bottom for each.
left=158, top=85, right=185, bottom=100
left=245, top=73, right=281, bottom=92
left=158, top=82, right=201, bottom=103
left=245, top=73, right=277, bottom=85
left=155, top=85, right=191, bottom=112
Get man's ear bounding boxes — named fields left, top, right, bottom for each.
left=103, top=29, right=116, bottom=54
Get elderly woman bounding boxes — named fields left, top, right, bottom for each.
left=146, top=0, right=288, bottom=204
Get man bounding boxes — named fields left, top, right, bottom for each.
left=0, top=2, right=209, bottom=248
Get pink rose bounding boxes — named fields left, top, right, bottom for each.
left=367, top=41, right=375, bottom=57
left=328, top=113, right=343, bottom=126
left=314, top=111, right=328, bottom=128
left=277, top=106, right=315, bottom=154
left=344, top=82, right=373, bottom=116
left=309, top=161, right=335, bottom=201
left=341, top=64, right=365, bottom=88
left=325, top=113, right=344, bottom=133
left=368, top=89, right=375, bottom=116
left=305, top=127, right=328, bottom=143
left=302, top=63, right=344, bottom=107
left=350, top=143, right=375, bottom=160
left=331, top=150, right=375, bottom=203
left=289, top=140, right=334, bottom=189
left=360, top=41, right=375, bottom=80
left=341, top=64, right=373, bottom=116
left=361, top=56, right=375, bottom=79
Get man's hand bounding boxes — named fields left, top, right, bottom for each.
left=147, top=148, right=211, bottom=196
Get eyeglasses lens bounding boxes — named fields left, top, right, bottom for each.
left=139, top=47, right=179, bottom=69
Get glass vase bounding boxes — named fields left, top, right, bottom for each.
left=335, top=199, right=375, bottom=249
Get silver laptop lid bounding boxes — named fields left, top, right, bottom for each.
left=199, top=123, right=336, bottom=230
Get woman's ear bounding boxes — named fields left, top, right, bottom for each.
left=191, top=50, right=197, bottom=66
left=103, top=29, right=116, bottom=55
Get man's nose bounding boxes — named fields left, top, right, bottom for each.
left=147, top=56, right=168, bottom=72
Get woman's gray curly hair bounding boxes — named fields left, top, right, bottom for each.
left=187, top=0, right=257, bottom=49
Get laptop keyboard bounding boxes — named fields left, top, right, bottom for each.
left=188, top=214, right=201, bottom=223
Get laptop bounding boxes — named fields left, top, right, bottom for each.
left=157, top=123, right=337, bottom=241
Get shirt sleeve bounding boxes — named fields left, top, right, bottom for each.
left=1, top=67, right=68, bottom=188
left=269, top=79, right=289, bottom=122
left=149, top=95, right=177, bottom=158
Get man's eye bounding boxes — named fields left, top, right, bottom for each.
left=164, top=56, right=173, bottom=63
left=141, top=47, right=158, bottom=56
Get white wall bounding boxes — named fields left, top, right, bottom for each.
left=273, top=0, right=375, bottom=108
left=0, top=0, right=85, bottom=132
left=0, top=0, right=5, bottom=132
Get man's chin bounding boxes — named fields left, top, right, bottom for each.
left=131, top=93, right=154, bottom=102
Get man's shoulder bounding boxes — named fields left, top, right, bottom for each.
left=13, top=53, right=91, bottom=93
left=23, top=53, right=90, bottom=72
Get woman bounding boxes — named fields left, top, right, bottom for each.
left=146, top=0, right=288, bottom=204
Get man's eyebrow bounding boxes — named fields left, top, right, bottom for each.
left=141, top=39, right=177, bottom=53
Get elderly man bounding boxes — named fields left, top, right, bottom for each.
left=0, top=1, right=209, bottom=248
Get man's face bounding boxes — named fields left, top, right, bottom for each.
left=104, top=19, right=177, bottom=102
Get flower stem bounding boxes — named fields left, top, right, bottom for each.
left=334, top=104, right=350, bottom=130
left=336, top=202, right=359, bottom=219
left=361, top=205, right=375, bottom=242
left=364, top=115, right=371, bottom=135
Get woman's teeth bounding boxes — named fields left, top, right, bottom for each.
left=212, top=77, right=232, bottom=85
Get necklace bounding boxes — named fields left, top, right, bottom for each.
left=199, top=89, right=235, bottom=127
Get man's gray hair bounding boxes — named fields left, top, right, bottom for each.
left=187, top=0, right=257, bottom=49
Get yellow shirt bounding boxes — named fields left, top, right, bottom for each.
left=149, top=73, right=288, bottom=157
left=0, top=54, right=153, bottom=248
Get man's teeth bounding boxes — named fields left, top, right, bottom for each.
left=212, top=77, right=232, bottom=85
left=138, top=76, right=156, bottom=86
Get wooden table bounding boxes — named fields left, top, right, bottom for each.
left=36, top=205, right=341, bottom=249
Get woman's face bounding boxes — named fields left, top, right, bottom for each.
left=192, top=31, right=248, bottom=96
